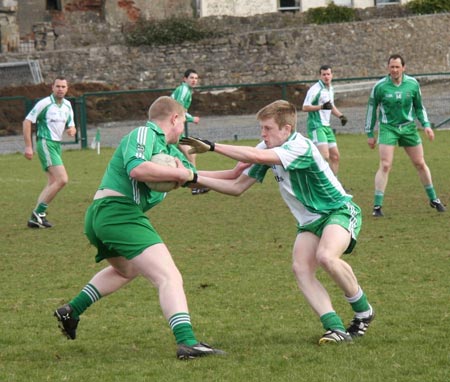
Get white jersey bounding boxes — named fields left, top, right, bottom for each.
left=245, top=132, right=351, bottom=226
left=25, top=94, right=75, bottom=141
left=303, top=80, right=334, bottom=128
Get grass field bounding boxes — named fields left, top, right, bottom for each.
left=0, top=132, right=449, bottom=382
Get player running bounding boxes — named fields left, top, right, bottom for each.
left=302, top=64, right=348, bottom=176
left=53, top=96, right=224, bottom=359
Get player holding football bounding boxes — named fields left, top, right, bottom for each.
left=54, top=96, right=224, bottom=360
left=365, top=54, right=445, bottom=217
left=23, top=76, right=77, bottom=228
left=302, top=65, right=348, bottom=176
left=181, top=100, right=375, bottom=345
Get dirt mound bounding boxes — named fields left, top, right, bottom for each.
left=0, top=82, right=308, bottom=136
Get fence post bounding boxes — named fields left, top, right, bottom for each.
left=77, top=95, right=88, bottom=149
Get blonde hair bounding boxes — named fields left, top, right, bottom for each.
left=149, top=96, right=185, bottom=120
left=256, top=100, right=297, bottom=132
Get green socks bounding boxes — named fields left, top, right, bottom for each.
left=424, top=184, right=437, bottom=201
left=346, top=287, right=371, bottom=317
left=373, top=191, right=384, bottom=207
left=376, top=185, right=438, bottom=205
left=169, top=313, right=198, bottom=346
left=320, top=311, right=346, bottom=332
left=35, top=202, right=48, bottom=214
left=69, top=283, right=102, bottom=318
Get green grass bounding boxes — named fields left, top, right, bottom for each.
left=0, top=132, right=449, bottom=382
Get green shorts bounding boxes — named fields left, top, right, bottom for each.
left=36, top=138, right=63, bottom=171
left=378, top=123, right=421, bottom=147
left=308, top=125, right=337, bottom=147
left=297, top=201, right=362, bottom=254
left=84, top=196, right=163, bottom=263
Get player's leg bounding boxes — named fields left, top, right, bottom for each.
left=37, top=165, right=69, bottom=205
left=28, top=140, right=68, bottom=228
left=316, top=143, right=330, bottom=163
left=372, top=144, right=395, bottom=216
left=54, top=258, right=138, bottom=340
left=292, top=232, right=332, bottom=316
left=131, top=243, right=224, bottom=358
left=318, top=205, right=374, bottom=338
left=310, top=128, right=331, bottom=162
left=404, top=143, right=445, bottom=212
left=131, top=243, right=188, bottom=318
left=292, top=232, right=350, bottom=344
left=328, top=144, right=340, bottom=176
left=316, top=225, right=357, bottom=295
left=324, top=127, right=339, bottom=176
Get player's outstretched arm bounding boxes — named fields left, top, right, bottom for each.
left=199, top=162, right=251, bottom=180
left=197, top=173, right=256, bottom=196
left=180, top=136, right=281, bottom=165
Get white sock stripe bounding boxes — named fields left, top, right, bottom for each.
left=169, top=314, right=191, bottom=329
left=83, top=285, right=100, bottom=302
left=346, top=286, right=363, bottom=303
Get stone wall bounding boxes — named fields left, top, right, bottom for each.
left=0, top=13, right=449, bottom=88
left=0, top=0, right=19, bottom=52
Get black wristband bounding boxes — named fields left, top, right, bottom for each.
left=210, top=142, right=215, bottom=151
left=192, top=172, right=198, bottom=183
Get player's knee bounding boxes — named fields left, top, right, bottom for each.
left=316, top=251, right=334, bottom=271
left=379, top=161, right=392, bottom=173
left=413, top=160, right=427, bottom=171
left=292, top=259, right=310, bottom=279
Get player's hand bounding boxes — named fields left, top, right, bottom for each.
left=24, top=146, right=33, bottom=160
left=339, top=115, right=348, bottom=126
left=322, top=101, right=333, bottom=110
left=424, top=127, right=434, bottom=141
left=179, top=137, right=215, bottom=154
left=66, top=127, right=77, bottom=137
left=367, top=137, right=376, bottom=149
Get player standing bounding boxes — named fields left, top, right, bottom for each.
left=365, top=54, right=445, bottom=217
left=23, top=76, right=76, bottom=228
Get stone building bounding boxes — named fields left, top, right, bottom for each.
left=1, top=0, right=415, bottom=53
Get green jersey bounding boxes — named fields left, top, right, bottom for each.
left=245, top=132, right=352, bottom=227
left=98, top=121, right=195, bottom=212
left=171, top=82, right=194, bottom=122
left=365, top=74, right=431, bottom=138
left=303, top=80, right=334, bottom=132
left=25, top=94, right=75, bottom=141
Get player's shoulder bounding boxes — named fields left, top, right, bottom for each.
left=402, top=74, right=420, bottom=86
left=374, top=76, right=389, bottom=88
left=34, top=95, right=52, bottom=108
left=61, top=98, right=74, bottom=109
left=308, top=81, right=322, bottom=92
left=281, top=132, right=310, bottom=150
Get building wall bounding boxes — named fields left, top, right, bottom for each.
left=199, top=1, right=413, bottom=15
left=0, top=0, right=19, bottom=52
left=199, top=0, right=277, bottom=17
left=104, top=0, right=193, bottom=26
